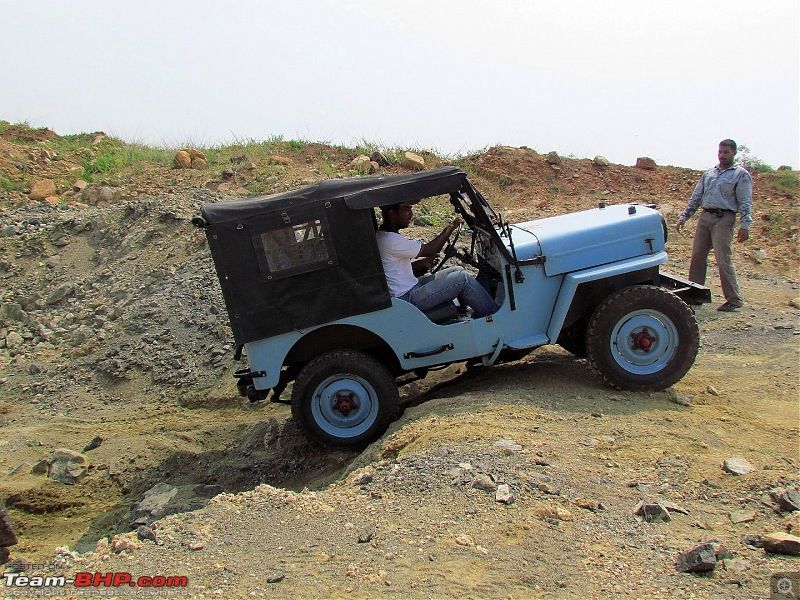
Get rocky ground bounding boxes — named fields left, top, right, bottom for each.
left=0, top=124, right=798, bottom=598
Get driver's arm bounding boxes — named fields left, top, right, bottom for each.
left=411, top=255, right=438, bottom=276
left=418, top=217, right=464, bottom=257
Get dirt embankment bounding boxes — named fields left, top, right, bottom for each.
left=0, top=127, right=798, bottom=598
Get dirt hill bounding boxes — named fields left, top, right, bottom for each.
left=0, top=123, right=798, bottom=599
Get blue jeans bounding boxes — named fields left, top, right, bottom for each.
left=400, top=266, right=499, bottom=318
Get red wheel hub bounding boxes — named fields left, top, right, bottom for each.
left=631, top=329, right=656, bottom=352
left=333, top=392, right=357, bottom=415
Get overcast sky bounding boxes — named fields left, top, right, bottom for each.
left=1, top=0, right=798, bottom=170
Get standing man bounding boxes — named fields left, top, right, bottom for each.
left=377, top=202, right=499, bottom=318
left=676, top=139, right=752, bottom=312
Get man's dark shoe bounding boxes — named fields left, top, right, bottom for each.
left=717, top=301, right=744, bottom=312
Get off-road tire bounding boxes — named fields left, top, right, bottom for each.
left=586, top=285, right=699, bottom=392
left=291, top=350, right=399, bottom=446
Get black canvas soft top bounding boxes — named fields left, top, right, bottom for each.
left=196, top=166, right=471, bottom=344
left=199, top=166, right=469, bottom=224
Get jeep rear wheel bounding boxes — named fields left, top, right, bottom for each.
left=586, top=285, right=699, bottom=392
left=291, top=350, right=399, bottom=446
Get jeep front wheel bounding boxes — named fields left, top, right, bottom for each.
left=291, top=350, right=399, bottom=446
left=586, top=285, right=699, bottom=392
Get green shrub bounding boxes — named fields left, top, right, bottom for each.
left=737, top=144, right=774, bottom=174
left=773, top=170, right=799, bottom=197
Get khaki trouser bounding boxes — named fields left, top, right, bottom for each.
left=688, top=210, right=743, bottom=304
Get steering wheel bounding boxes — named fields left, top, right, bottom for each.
left=431, top=223, right=464, bottom=274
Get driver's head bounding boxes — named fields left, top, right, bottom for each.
left=380, top=202, right=415, bottom=230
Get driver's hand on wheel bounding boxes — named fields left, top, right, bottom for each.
left=448, top=216, right=464, bottom=233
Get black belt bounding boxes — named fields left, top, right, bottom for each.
left=702, top=207, right=734, bottom=217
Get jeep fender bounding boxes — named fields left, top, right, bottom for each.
left=546, top=251, right=668, bottom=343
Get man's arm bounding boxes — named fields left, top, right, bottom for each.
left=418, top=217, right=464, bottom=257
left=412, top=255, right=438, bottom=276
left=676, top=174, right=706, bottom=232
left=735, top=168, right=753, bottom=230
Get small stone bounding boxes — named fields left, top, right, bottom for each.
left=667, top=389, right=692, bottom=406
left=471, top=474, right=497, bottom=493
left=266, top=572, right=285, bottom=583
left=740, top=534, right=763, bottom=548
left=634, top=501, right=671, bottom=523
left=495, top=484, right=514, bottom=505
left=723, top=457, right=754, bottom=476
left=661, top=500, right=690, bottom=515
left=136, top=526, right=156, bottom=542
left=593, top=155, right=610, bottom=167
left=729, top=510, right=756, bottom=524
left=493, top=439, right=522, bottom=452
left=676, top=543, right=717, bottom=573
left=353, top=472, right=373, bottom=486
left=111, top=535, right=141, bottom=553
left=707, top=385, right=719, bottom=396
left=357, top=525, right=375, bottom=543
left=455, top=535, right=475, bottom=547
left=83, top=436, right=103, bottom=452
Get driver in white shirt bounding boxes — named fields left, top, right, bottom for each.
left=376, top=202, right=499, bottom=317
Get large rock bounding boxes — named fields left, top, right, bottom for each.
left=401, top=151, right=425, bottom=171
left=723, top=456, right=754, bottom=475
left=173, top=151, right=191, bottom=169
left=29, top=179, right=56, bottom=200
left=45, top=284, right=75, bottom=306
left=370, top=151, right=390, bottom=167
left=48, top=449, right=88, bottom=484
left=0, top=302, right=25, bottom=326
left=593, top=155, right=610, bottom=167
left=349, top=155, right=375, bottom=173
left=762, top=532, right=800, bottom=556
left=0, top=499, right=18, bottom=547
left=546, top=151, right=561, bottom=165
left=635, top=157, right=657, bottom=171
left=676, top=543, right=716, bottom=572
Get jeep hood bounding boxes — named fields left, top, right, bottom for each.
left=507, top=204, right=667, bottom=276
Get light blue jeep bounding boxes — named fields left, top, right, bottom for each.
left=193, top=166, right=709, bottom=446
